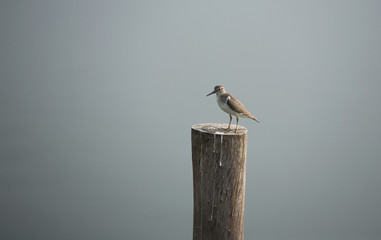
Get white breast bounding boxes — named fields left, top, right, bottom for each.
left=217, top=96, right=235, bottom=115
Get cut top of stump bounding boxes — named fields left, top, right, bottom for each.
left=192, top=123, right=247, bottom=136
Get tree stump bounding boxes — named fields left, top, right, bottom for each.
left=191, top=123, right=248, bottom=240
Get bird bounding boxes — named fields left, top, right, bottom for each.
left=207, top=85, right=260, bottom=132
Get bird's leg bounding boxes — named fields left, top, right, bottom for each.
left=224, top=115, right=232, bottom=131
left=235, top=116, right=239, bottom=132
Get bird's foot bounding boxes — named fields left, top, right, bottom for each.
left=222, top=128, right=233, bottom=132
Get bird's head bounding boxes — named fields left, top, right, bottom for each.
left=207, top=85, right=225, bottom=96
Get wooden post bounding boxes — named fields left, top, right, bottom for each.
left=191, top=123, right=248, bottom=240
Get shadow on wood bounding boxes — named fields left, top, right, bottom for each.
left=191, top=123, right=248, bottom=240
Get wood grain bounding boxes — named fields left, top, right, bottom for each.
left=191, top=123, right=248, bottom=240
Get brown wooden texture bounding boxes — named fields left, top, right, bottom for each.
left=191, top=123, right=248, bottom=240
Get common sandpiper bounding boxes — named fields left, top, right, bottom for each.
left=207, top=85, right=260, bottom=132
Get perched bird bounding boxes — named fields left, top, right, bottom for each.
left=207, top=85, right=260, bottom=132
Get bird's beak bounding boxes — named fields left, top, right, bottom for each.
left=206, top=89, right=218, bottom=96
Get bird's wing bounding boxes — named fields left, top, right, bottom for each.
left=226, top=94, right=249, bottom=114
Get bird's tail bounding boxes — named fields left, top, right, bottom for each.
left=250, top=116, right=260, bottom=123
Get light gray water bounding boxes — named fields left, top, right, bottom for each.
left=1, top=1, right=381, bottom=239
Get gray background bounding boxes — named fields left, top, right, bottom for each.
left=1, top=1, right=381, bottom=240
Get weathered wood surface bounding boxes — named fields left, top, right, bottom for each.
left=191, top=123, right=248, bottom=240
